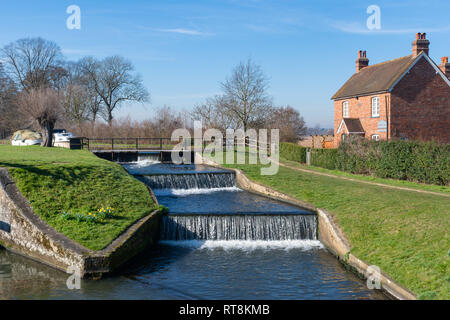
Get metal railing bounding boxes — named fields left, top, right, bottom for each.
left=80, top=137, right=274, bottom=153
left=81, top=137, right=182, bottom=151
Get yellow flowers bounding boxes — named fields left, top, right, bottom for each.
left=61, top=207, right=114, bottom=224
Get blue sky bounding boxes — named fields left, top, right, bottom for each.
left=0, top=0, right=449, bottom=127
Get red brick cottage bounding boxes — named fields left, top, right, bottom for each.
left=331, top=33, right=450, bottom=147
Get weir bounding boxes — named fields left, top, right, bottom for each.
left=0, top=159, right=386, bottom=299
left=160, top=214, right=317, bottom=241
left=137, top=172, right=236, bottom=190
left=123, top=161, right=318, bottom=242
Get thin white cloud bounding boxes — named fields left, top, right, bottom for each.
left=331, top=21, right=450, bottom=35
left=156, top=28, right=213, bottom=36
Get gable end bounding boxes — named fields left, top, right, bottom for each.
left=388, top=53, right=450, bottom=91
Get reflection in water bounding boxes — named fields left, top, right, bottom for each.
left=0, top=250, right=67, bottom=299
left=0, top=245, right=387, bottom=300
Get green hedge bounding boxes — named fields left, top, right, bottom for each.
left=288, top=138, right=449, bottom=186
left=311, top=149, right=338, bottom=170
left=280, top=142, right=307, bottom=163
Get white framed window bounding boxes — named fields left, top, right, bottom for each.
left=371, top=134, right=380, bottom=141
left=371, top=97, right=380, bottom=117
left=342, top=101, right=349, bottom=118
left=342, top=134, right=347, bottom=141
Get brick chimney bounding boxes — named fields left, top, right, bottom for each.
left=356, top=50, right=369, bottom=72
left=412, top=32, right=430, bottom=56
left=440, top=56, right=450, bottom=79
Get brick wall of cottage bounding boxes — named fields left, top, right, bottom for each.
left=333, top=94, right=390, bottom=147
left=390, top=57, right=450, bottom=143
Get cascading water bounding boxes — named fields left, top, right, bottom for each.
left=160, top=214, right=317, bottom=241
left=137, top=152, right=160, bottom=163
left=137, top=172, right=236, bottom=190
left=124, top=162, right=319, bottom=243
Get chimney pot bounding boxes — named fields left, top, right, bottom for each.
left=439, top=56, right=450, bottom=79
left=412, top=32, right=430, bottom=56
left=356, top=50, right=369, bottom=72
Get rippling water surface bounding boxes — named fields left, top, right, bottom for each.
left=0, top=243, right=387, bottom=300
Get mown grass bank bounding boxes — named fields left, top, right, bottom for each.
left=0, top=145, right=157, bottom=250
left=217, top=152, right=449, bottom=299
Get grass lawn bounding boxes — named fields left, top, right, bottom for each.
left=0, top=145, right=157, bottom=251
left=215, top=152, right=450, bottom=299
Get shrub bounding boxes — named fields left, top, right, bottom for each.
left=280, top=142, right=307, bottom=163
left=337, top=138, right=449, bottom=185
left=311, top=149, right=338, bottom=170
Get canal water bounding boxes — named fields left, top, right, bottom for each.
left=0, top=161, right=386, bottom=299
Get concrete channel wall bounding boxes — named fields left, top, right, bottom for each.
left=0, top=167, right=162, bottom=278
left=198, top=154, right=416, bottom=300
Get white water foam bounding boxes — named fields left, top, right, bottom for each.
left=134, top=159, right=160, bottom=167
left=154, top=187, right=242, bottom=196
left=159, top=240, right=324, bottom=251
left=122, top=159, right=160, bottom=171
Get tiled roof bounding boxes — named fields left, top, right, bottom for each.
left=332, top=55, right=417, bottom=100
left=342, top=118, right=365, bottom=133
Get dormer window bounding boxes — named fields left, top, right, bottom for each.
left=372, top=97, right=380, bottom=117
left=342, top=101, right=349, bottom=118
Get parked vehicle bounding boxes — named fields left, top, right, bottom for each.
left=53, top=132, right=75, bottom=143
left=52, top=129, right=66, bottom=134
left=11, top=130, right=42, bottom=146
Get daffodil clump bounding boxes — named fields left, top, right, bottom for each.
left=61, top=207, right=115, bottom=224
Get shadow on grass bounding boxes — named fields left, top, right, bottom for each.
left=0, top=161, right=106, bottom=185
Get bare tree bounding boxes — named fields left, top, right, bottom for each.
left=80, top=56, right=149, bottom=125
left=0, top=62, right=19, bottom=137
left=220, top=59, right=272, bottom=131
left=153, top=105, right=183, bottom=137
left=191, top=95, right=233, bottom=131
left=61, top=84, right=91, bottom=125
left=17, top=88, right=62, bottom=147
left=1, top=37, right=64, bottom=90
left=268, top=106, right=306, bottom=142
left=76, top=57, right=103, bottom=122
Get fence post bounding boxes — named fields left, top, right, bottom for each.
left=111, top=138, right=114, bottom=151
left=306, top=149, right=311, bottom=166
left=160, top=138, right=163, bottom=150
left=136, top=138, right=139, bottom=151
